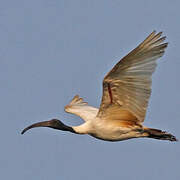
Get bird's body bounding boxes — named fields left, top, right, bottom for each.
left=65, top=97, right=144, bottom=141
left=22, top=31, right=177, bottom=142
left=86, top=118, right=144, bottom=141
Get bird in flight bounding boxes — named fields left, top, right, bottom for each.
left=21, top=31, right=177, bottom=142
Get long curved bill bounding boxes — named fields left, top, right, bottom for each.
left=21, top=119, right=75, bottom=134
left=21, top=120, right=54, bottom=134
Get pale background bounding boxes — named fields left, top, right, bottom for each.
left=0, top=0, right=180, bottom=179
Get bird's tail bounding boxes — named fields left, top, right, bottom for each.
left=144, top=128, right=177, bottom=142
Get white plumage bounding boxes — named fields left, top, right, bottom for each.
left=22, top=31, right=177, bottom=142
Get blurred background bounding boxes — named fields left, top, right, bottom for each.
left=0, top=0, right=179, bottom=179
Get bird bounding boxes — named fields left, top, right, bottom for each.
left=21, top=31, right=177, bottom=142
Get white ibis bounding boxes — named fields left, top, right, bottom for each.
left=21, top=31, right=177, bottom=142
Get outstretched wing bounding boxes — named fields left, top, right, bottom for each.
left=65, top=95, right=99, bottom=121
left=97, top=31, right=168, bottom=122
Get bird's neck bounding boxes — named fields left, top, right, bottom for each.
left=58, top=124, right=77, bottom=134
left=72, top=121, right=92, bottom=134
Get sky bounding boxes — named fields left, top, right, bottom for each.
left=0, top=0, right=180, bottom=179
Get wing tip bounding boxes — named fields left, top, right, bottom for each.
left=65, top=95, right=88, bottom=109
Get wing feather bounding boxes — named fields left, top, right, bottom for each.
left=65, top=95, right=98, bottom=121
left=97, top=31, right=168, bottom=122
